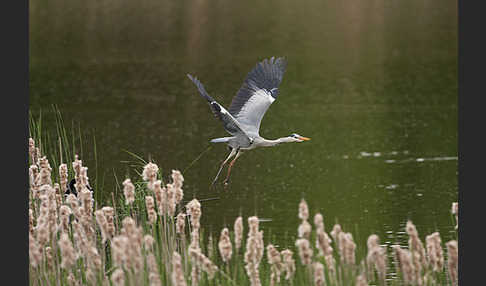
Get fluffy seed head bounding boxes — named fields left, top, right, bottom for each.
left=426, top=232, right=444, bottom=272
left=176, top=212, right=186, bottom=234
left=172, top=252, right=187, bottom=286
left=186, top=199, right=202, bottom=230
left=58, top=233, right=76, bottom=269
left=314, top=213, right=324, bottom=231
left=298, top=220, right=311, bottom=239
left=111, top=269, right=125, bottom=286
left=295, top=238, right=313, bottom=265
left=142, top=162, right=159, bottom=190
left=145, top=196, right=157, bottom=224
left=218, top=228, right=233, bottom=263
left=95, top=209, right=110, bottom=243
left=313, top=262, right=325, bottom=286
left=234, top=216, right=244, bottom=251
left=298, top=199, right=309, bottom=221
left=102, top=207, right=115, bottom=238
left=446, top=240, right=458, bottom=286
left=281, top=249, right=296, bottom=281
left=123, top=178, right=135, bottom=205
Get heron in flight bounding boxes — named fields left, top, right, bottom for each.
left=187, top=57, right=310, bottom=186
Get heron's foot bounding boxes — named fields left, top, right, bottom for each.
left=223, top=179, right=230, bottom=190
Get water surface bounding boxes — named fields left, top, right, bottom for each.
left=30, top=0, right=457, bottom=252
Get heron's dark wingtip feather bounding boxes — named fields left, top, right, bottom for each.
left=187, top=73, right=216, bottom=102
left=228, top=56, right=288, bottom=116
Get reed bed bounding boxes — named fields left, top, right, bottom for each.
left=28, top=135, right=459, bottom=286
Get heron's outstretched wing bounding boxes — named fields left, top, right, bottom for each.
left=187, top=74, right=251, bottom=142
left=228, top=57, right=287, bottom=135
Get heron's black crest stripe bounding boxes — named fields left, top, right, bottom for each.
left=229, top=57, right=287, bottom=116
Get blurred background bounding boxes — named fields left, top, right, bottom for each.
left=29, top=0, right=457, bottom=250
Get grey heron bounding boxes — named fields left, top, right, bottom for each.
left=187, top=57, right=310, bottom=186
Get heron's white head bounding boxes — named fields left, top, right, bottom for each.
left=288, top=133, right=311, bottom=142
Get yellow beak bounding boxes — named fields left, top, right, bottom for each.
left=298, top=136, right=311, bottom=141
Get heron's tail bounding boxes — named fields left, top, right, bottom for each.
left=210, top=137, right=233, bottom=143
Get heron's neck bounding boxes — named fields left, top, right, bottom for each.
left=260, top=137, right=293, bottom=147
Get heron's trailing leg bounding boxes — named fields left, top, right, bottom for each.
left=223, top=149, right=243, bottom=187
left=211, top=148, right=237, bottom=186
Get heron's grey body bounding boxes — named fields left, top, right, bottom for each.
left=187, top=57, right=309, bottom=186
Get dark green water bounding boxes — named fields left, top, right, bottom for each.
left=30, top=0, right=457, bottom=252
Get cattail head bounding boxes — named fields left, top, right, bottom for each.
left=218, top=228, right=233, bottom=263
left=59, top=205, right=73, bottom=234
left=313, top=262, right=325, bottom=286
left=95, top=209, right=110, bottom=243
left=267, top=244, right=282, bottom=286
left=338, top=232, right=356, bottom=265
left=245, top=216, right=264, bottom=286
left=367, top=234, right=379, bottom=249
left=451, top=202, right=458, bottom=229
left=426, top=232, right=444, bottom=272
left=142, top=162, right=159, bottom=190
left=314, top=213, right=324, bottom=231
left=316, top=227, right=333, bottom=257
left=29, top=164, right=39, bottom=198
left=176, top=212, right=186, bottom=234
left=29, top=233, right=42, bottom=268
left=153, top=180, right=167, bottom=215
left=298, top=199, right=309, bottom=221
left=234, top=216, right=243, bottom=252
left=330, top=224, right=342, bottom=242
left=145, top=196, right=157, bottom=224
left=172, top=252, right=187, bottom=286
left=72, top=155, right=85, bottom=191
left=248, top=216, right=259, bottom=234
left=37, top=156, right=53, bottom=186
left=451, top=202, right=458, bottom=216
left=147, top=253, right=161, bottom=286
left=406, top=220, right=427, bottom=268
left=111, top=235, right=128, bottom=268
left=392, top=245, right=415, bottom=285
left=59, top=163, right=68, bottom=194
left=295, top=238, right=313, bottom=265
left=29, top=138, right=36, bottom=163
left=189, top=247, right=219, bottom=279
left=171, top=170, right=184, bottom=204
left=281, top=249, right=296, bottom=281
left=144, top=234, right=155, bottom=251
left=356, top=273, right=369, bottom=286
left=102, top=207, right=115, bottom=238
left=45, top=246, right=54, bottom=270
left=366, top=234, right=387, bottom=283
left=267, top=244, right=282, bottom=268
left=298, top=220, right=312, bottom=239
left=171, top=169, right=184, bottom=188
left=58, top=233, right=76, bottom=269
left=111, top=269, right=125, bottom=286
left=186, top=199, right=202, bottom=230
left=122, top=178, right=135, bottom=205
left=166, top=183, right=176, bottom=216
left=446, top=240, right=458, bottom=286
